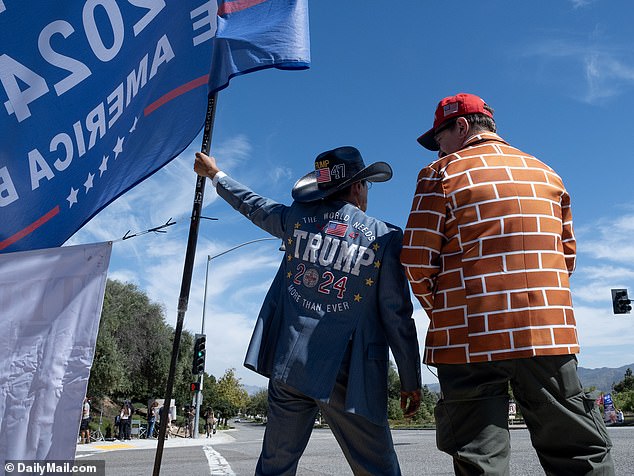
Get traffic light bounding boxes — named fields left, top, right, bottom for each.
left=611, top=289, right=632, bottom=314
left=192, top=333, right=206, bottom=374
left=190, top=382, right=200, bottom=392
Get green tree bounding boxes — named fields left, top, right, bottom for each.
left=613, top=368, right=634, bottom=393
left=386, top=361, right=438, bottom=425
left=387, top=362, right=405, bottom=420
left=201, top=373, right=218, bottom=411
left=88, top=279, right=196, bottom=408
left=613, top=368, right=634, bottom=413
left=88, top=328, right=124, bottom=398
left=415, top=385, right=437, bottom=424
left=173, top=331, right=196, bottom=407
left=613, top=391, right=634, bottom=413
left=387, top=361, right=401, bottom=400
left=246, top=389, right=269, bottom=419
left=213, top=368, right=249, bottom=421
left=387, top=399, right=404, bottom=420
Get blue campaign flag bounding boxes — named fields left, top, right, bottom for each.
left=209, top=0, right=310, bottom=94
left=0, top=1, right=217, bottom=252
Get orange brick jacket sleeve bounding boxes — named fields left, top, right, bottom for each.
left=402, top=133, right=580, bottom=365
left=401, top=163, right=445, bottom=312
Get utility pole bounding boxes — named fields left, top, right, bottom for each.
left=193, top=237, right=280, bottom=437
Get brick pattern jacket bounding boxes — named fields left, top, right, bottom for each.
left=402, top=132, right=579, bottom=365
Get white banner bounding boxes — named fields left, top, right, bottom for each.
left=0, top=242, right=111, bottom=461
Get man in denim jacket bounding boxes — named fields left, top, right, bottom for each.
left=195, top=146, right=421, bottom=476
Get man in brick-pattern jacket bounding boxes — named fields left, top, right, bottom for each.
left=402, top=93, right=614, bottom=475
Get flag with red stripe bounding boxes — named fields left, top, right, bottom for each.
left=325, top=221, right=348, bottom=238
left=209, top=0, right=310, bottom=94
left=0, top=2, right=215, bottom=252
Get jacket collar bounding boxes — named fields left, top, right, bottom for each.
left=462, top=131, right=508, bottom=148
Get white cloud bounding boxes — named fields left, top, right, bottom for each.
left=565, top=210, right=634, bottom=366
left=519, top=34, right=634, bottom=104
left=199, top=308, right=269, bottom=388
left=569, top=0, right=600, bottom=9
left=577, top=214, right=634, bottom=264
left=577, top=344, right=634, bottom=370
left=574, top=304, right=634, bottom=348
left=107, top=268, right=139, bottom=285
left=583, top=54, right=634, bottom=103
left=576, top=265, right=634, bottom=281
left=211, top=134, right=252, bottom=171
left=206, top=254, right=279, bottom=298
left=571, top=264, right=634, bottom=305
left=270, top=166, right=293, bottom=182
left=569, top=213, right=634, bottom=332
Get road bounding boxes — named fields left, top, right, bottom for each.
left=77, top=422, right=634, bottom=475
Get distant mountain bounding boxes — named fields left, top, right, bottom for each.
left=577, top=363, right=634, bottom=394
left=424, top=364, right=634, bottom=395
left=426, top=383, right=441, bottom=393
left=244, top=364, right=633, bottom=397
left=243, top=384, right=266, bottom=396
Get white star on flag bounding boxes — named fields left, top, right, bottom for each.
left=99, top=156, right=109, bottom=177
left=84, top=173, right=94, bottom=193
left=113, top=136, right=124, bottom=159
left=67, top=187, right=79, bottom=208
left=129, top=117, right=138, bottom=133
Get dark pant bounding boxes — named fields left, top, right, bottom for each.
left=119, top=418, right=131, bottom=440
left=434, top=355, right=614, bottom=476
left=256, top=377, right=401, bottom=476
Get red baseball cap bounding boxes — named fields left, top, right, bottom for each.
left=417, top=93, right=493, bottom=151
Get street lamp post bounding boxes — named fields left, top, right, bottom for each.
left=193, top=237, right=281, bottom=438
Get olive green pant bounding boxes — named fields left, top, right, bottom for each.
left=434, top=355, right=614, bottom=476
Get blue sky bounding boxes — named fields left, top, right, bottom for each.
left=69, top=0, right=634, bottom=388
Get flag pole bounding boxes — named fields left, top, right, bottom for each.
left=152, top=92, right=217, bottom=476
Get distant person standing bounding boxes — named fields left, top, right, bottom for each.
left=147, top=401, right=159, bottom=438
left=79, top=397, right=91, bottom=444
left=119, top=403, right=132, bottom=440
left=186, top=406, right=195, bottom=438
left=402, top=93, right=614, bottom=475
left=203, top=408, right=216, bottom=437
left=616, top=409, right=624, bottom=424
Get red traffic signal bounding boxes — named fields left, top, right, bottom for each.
left=190, top=382, right=200, bottom=392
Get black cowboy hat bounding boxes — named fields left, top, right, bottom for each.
left=291, top=146, right=392, bottom=203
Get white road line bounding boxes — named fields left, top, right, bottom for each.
left=203, top=445, right=236, bottom=475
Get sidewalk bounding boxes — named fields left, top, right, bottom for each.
left=76, top=430, right=235, bottom=454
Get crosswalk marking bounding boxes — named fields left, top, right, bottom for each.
left=204, top=445, right=236, bottom=475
